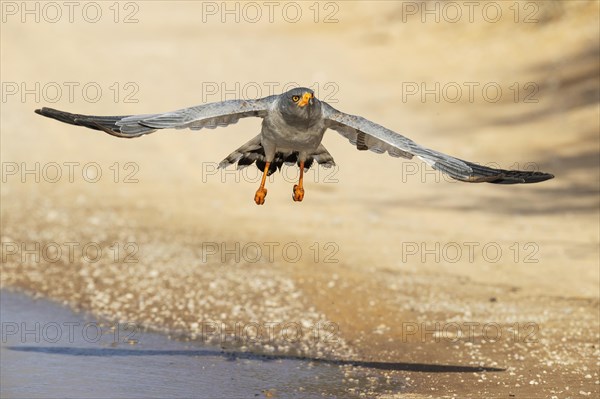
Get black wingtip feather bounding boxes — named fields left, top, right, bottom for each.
left=35, top=107, right=127, bottom=136
left=464, top=161, right=555, bottom=184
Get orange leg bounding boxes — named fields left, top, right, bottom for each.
left=254, top=162, right=270, bottom=205
left=292, top=161, right=305, bottom=202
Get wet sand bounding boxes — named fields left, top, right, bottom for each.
left=1, top=1, right=599, bottom=397
left=1, top=290, right=352, bottom=398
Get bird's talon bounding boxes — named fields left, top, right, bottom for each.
left=254, top=188, right=267, bottom=205
left=292, top=185, right=305, bottom=202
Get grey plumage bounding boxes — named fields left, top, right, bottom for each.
left=35, top=97, right=276, bottom=137
left=35, top=87, right=554, bottom=186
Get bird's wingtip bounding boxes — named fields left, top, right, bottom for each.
left=519, top=172, right=554, bottom=184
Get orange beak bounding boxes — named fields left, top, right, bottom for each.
left=297, top=92, right=313, bottom=107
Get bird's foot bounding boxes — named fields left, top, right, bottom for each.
left=292, top=185, right=305, bottom=202
left=254, top=188, right=267, bottom=205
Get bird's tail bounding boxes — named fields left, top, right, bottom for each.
left=218, top=135, right=336, bottom=176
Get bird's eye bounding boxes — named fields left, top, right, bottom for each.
left=292, top=95, right=300, bottom=102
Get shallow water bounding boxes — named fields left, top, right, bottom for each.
left=0, top=290, right=349, bottom=399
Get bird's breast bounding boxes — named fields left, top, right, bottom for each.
left=262, top=114, right=326, bottom=151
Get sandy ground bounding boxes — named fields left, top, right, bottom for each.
left=1, top=1, right=599, bottom=397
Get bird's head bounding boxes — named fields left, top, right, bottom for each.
left=278, top=87, right=321, bottom=126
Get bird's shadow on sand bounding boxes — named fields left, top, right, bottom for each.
left=5, top=345, right=504, bottom=373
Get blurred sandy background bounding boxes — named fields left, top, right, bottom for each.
left=1, top=1, right=599, bottom=397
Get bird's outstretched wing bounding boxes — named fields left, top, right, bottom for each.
left=322, top=103, right=553, bottom=184
left=35, top=96, right=277, bottom=138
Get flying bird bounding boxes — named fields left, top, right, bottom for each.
left=35, top=87, right=553, bottom=204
